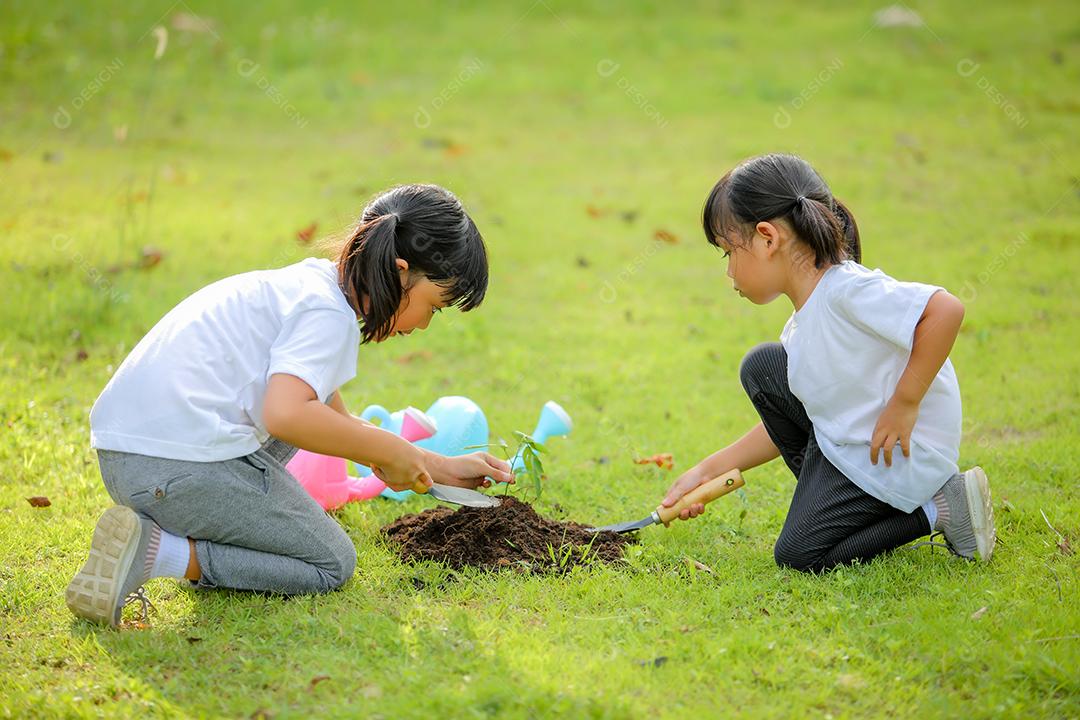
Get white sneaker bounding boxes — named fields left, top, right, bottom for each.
left=930, top=467, right=996, bottom=561
left=962, top=466, right=996, bottom=561
left=65, top=506, right=158, bottom=626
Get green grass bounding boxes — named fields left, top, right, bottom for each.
left=2, top=0, right=1078, bottom=717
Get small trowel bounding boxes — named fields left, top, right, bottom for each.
left=589, top=469, right=744, bottom=534
left=410, top=478, right=502, bottom=508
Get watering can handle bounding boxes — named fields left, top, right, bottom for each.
left=360, top=405, right=393, bottom=427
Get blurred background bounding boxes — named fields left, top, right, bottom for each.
left=2, top=0, right=1075, bottom=489
left=1, top=1, right=1077, bottom=716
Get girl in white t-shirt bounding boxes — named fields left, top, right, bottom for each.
left=662, top=154, right=995, bottom=571
left=67, top=184, right=513, bottom=626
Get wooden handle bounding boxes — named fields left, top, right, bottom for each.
left=656, top=469, right=745, bottom=527
left=372, top=466, right=430, bottom=495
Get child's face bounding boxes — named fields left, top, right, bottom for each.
left=719, top=227, right=786, bottom=305
left=382, top=273, right=449, bottom=340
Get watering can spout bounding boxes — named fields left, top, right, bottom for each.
left=511, top=401, right=573, bottom=472
left=539, top=401, right=573, bottom=435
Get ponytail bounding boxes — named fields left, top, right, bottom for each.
left=339, top=213, right=402, bottom=343
left=702, top=153, right=860, bottom=268
left=789, top=195, right=845, bottom=267
left=833, top=199, right=861, bottom=263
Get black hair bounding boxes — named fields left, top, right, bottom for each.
left=336, top=184, right=488, bottom=343
left=702, top=153, right=861, bottom=267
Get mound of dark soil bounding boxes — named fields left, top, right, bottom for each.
left=382, top=497, right=634, bottom=572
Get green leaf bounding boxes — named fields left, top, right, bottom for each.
left=524, top=452, right=544, bottom=500
left=523, top=448, right=543, bottom=475
left=512, top=433, right=545, bottom=452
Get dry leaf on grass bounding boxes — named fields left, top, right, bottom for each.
left=394, top=350, right=434, bottom=365
left=685, top=557, right=715, bottom=574
left=634, top=453, right=674, bottom=470
left=140, top=246, right=165, bottom=270
left=296, top=222, right=318, bottom=244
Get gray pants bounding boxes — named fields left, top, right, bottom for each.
left=97, top=438, right=357, bottom=595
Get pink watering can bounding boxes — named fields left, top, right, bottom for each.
left=287, top=407, right=437, bottom=511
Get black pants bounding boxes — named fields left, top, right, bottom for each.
left=740, top=343, right=931, bottom=572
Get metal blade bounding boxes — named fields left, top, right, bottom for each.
left=587, top=512, right=660, bottom=534
left=426, top=483, right=501, bottom=508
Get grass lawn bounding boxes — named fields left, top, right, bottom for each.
left=1, top=1, right=1078, bottom=717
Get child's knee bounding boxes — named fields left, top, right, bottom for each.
left=773, top=536, right=821, bottom=573
left=739, top=342, right=785, bottom=396
left=321, top=535, right=357, bottom=591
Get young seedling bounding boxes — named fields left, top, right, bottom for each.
left=467, top=431, right=548, bottom=502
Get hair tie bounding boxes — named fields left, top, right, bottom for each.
left=796, top=195, right=807, bottom=205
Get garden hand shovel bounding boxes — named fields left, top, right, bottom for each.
left=410, top=477, right=501, bottom=508
left=588, top=469, right=744, bottom=534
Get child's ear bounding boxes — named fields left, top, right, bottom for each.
left=395, top=258, right=410, bottom=286
left=755, top=221, right=781, bottom=257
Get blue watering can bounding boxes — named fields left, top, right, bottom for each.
left=354, top=396, right=490, bottom=501
left=353, top=397, right=573, bottom=501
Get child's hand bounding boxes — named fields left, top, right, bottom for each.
left=870, top=395, right=920, bottom=467
left=660, top=470, right=707, bottom=521
left=428, top=452, right=514, bottom=490
left=370, top=446, right=433, bottom=492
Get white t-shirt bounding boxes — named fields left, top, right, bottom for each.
left=90, top=258, right=361, bottom=462
left=779, top=262, right=961, bottom=512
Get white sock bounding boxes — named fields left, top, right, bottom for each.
left=150, top=529, right=191, bottom=579
left=921, top=499, right=938, bottom=531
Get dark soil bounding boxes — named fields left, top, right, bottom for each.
left=382, top=496, right=635, bottom=572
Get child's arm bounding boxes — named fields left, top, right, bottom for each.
left=302, top=385, right=512, bottom=488
left=327, top=390, right=353, bottom=418
left=327, top=390, right=375, bottom=426
left=870, top=290, right=965, bottom=467
left=661, top=421, right=780, bottom=520
left=264, top=374, right=431, bottom=492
